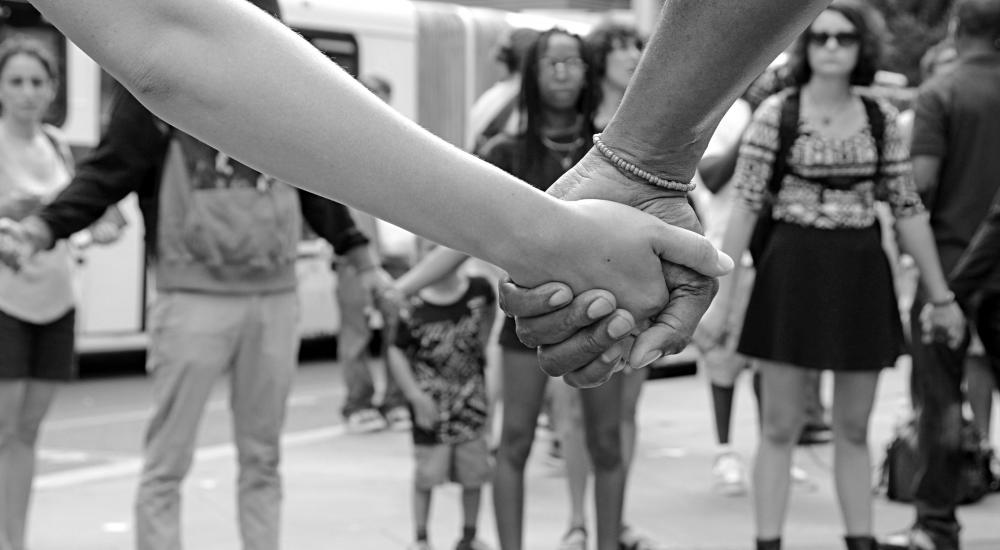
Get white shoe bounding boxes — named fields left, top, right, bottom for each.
left=712, top=451, right=748, bottom=496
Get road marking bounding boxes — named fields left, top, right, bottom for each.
left=44, top=391, right=332, bottom=431
left=35, top=424, right=347, bottom=490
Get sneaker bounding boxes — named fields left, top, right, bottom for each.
left=384, top=406, right=413, bottom=431
left=454, top=538, right=491, bottom=550
left=880, top=527, right=938, bottom=550
left=712, top=451, right=748, bottom=496
left=557, top=526, right=587, bottom=550
left=346, top=408, right=388, bottom=433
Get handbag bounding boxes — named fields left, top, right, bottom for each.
left=880, top=414, right=999, bottom=505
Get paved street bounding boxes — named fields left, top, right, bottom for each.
left=27, top=354, right=1000, bottom=550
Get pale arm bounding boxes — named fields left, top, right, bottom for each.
left=26, top=0, right=724, bottom=321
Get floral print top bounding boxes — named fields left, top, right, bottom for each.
left=734, top=88, right=924, bottom=229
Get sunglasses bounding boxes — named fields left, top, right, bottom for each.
left=807, top=31, right=861, bottom=48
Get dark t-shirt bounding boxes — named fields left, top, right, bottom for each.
left=911, top=53, right=1000, bottom=272
left=477, top=132, right=588, bottom=349
left=394, top=276, right=496, bottom=445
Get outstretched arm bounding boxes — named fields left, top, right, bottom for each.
left=506, top=0, right=830, bottom=386
left=24, top=0, right=727, bottom=326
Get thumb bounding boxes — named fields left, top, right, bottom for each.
left=648, top=222, right=734, bottom=278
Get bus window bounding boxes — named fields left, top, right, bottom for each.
left=299, top=30, right=359, bottom=78
left=0, top=1, right=68, bottom=127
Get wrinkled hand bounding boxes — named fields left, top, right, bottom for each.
left=0, top=218, right=34, bottom=271
left=919, top=302, right=966, bottom=349
left=409, top=392, right=438, bottom=431
left=504, top=150, right=726, bottom=387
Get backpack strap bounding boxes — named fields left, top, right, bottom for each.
left=859, top=94, right=886, bottom=178
left=767, top=89, right=800, bottom=197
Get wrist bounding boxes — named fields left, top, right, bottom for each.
left=928, top=291, right=956, bottom=308
left=592, top=134, right=696, bottom=193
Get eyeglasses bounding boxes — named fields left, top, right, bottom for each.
left=807, top=31, right=861, bottom=48
left=539, top=56, right=587, bottom=74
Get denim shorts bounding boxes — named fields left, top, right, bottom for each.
left=0, top=308, right=76, bottom=380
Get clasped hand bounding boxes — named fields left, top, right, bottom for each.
left=498, top=150, right=732, bottom=388
left=0, top=218, right=33, bottom=271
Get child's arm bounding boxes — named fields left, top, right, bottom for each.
left=386, top=345, right=437, bottom=431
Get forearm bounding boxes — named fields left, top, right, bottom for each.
left=602, top=0, right=829, bottom=183
left=897, top=213, right=952, bottom=302
left=713, top=204, right=758, bottom=308
left=30, top=0, right=560, bottom=280
left=396, top=247, right=470, bottom=296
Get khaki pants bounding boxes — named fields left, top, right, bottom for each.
left=135, top=290, right=299, bottom=550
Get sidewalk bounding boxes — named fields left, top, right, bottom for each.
left=29, top=356, right=1000, bottom=550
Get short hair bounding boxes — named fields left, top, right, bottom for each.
left=583, top=20, right=643, bottom=82
left=787, top=0, right=883, bottom=87
left=0, top=36, right=59, bottom=83
left=360, top=75, right=392, bottom=99
left=954, top=0, right=1000, bottom=45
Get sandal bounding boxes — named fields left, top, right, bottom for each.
left=557, top=526, right=587, bottom=550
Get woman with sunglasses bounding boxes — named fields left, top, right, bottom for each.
left=700, top=2, right=963, bottom=549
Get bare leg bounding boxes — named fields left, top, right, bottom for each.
left=831, top=370, right=880, bottom=537
left=460, top=487, right=482, bottom=543
left=965, top=355, right=995, bottom=442
left=493, top=347, right=549, bottom=550
left=0, top=380, right=57, bottom=550
left=580, top=375, right=625, bottom=550
left=753, top=361, right=810, bottom=540
left=550, top=381, right=589, bottom=532
left=413, top=485, right=432, bottom=544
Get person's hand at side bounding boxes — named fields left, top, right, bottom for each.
left=920, top=301, right=966, bottom=349
left=0, top=218, right=41, bottom=271
left=409, top=391, right=438, bottom=431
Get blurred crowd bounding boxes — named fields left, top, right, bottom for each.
left=1, top=1, right=999, bottom=550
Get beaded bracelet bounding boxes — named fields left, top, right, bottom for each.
left=592, top=134, right=696, bottom=192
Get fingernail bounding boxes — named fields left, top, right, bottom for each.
left=607, top=315, right=634, bottom=339
left=600, top=344, right=622, bottom=364
left=637, top=350, right=663, bottom=369
left=586, top=297, right=614, bottom=319
left=548, top=288, right=572, bottom=307
left=612, top=357, right=627, bottom=374
left=717, top=251, right=735, bottom=273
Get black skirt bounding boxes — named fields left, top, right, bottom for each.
left=737, top=222, right=904, bottom=371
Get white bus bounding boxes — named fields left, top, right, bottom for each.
left=0, top=0, right=594, bottom=354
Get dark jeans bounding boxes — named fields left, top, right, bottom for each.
left=908, top=292, right=966, bottom=550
